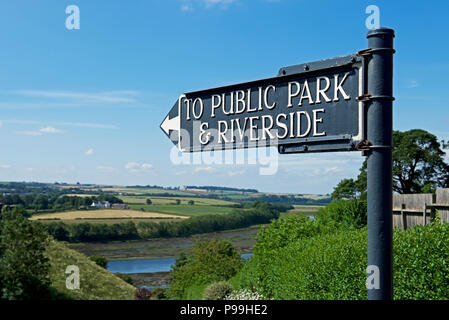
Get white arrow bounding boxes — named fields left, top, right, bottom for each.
left=160, top=94, right=184, bottom=135
left=161, top=114, right=180, bottom=135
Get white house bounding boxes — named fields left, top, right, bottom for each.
left=91, top=201, right=111, bottom=208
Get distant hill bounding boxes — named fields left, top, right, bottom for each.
left=183, top=186, right=259, bottom=193
left=45, top=239, right=135, bottom=300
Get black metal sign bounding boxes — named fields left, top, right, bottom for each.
left=161, top=54, right=364, bottom=153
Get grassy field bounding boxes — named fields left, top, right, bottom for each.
left=30, top=209, right=186, bottom=222
left=118, top=195, right=236, bottom=206
left=128, top=204, right=237, bottom=217
left=46, top=239, right=136, bottom=300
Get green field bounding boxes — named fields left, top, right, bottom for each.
left=129, top=204, right=237, bottom=217
left=118, top=195, right=236, bottom=206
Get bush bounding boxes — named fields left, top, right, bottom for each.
left=151, top=287, right=167, bottom=300
left=134, top=288, right=152, bottom=300
left=168, top=238, right=243, bottom=299
left=233, top=222, right=449, bottom=300
left=115, top=273, right=133, bottom=285
left=393, top=222, right=449, bottom=299
left=89, top=255, right=107, bottom=269
left=315, top=199, right=367, bottom=230
left=203, top=281, right=233, bottom=300
left=226, top=288, right=266, bottom=300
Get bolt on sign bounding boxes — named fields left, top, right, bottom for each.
left=161, top=54, right=364, bottom=154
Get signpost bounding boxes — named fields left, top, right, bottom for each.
left=161, top=28, right=395, bottom=300
left=161, top=55, right=364, bottom=154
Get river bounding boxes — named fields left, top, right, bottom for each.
left=107, top=253, right=253, bottom=274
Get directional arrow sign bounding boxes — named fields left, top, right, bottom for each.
left=161, top=54, right=364, bottom=153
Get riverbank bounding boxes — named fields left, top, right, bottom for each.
left=68, top=226, right=260, bottom=260
left=128, top=272, right=170, bottom=288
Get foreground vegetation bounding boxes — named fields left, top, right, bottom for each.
left=170, top=200, right=449, bottom=300
left=0, top=207, right=135, bottom=300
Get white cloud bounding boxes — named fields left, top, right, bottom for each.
left=0, top=164, right=10, bottom=169
left=15, top=130, right=43, bottom=136
left=193, top=166, right=215, bottom=173
left=2, top=119, right=118, bottom=130
left=125, top=162, right=153, bottom=173
left=180, top=0, right=237, bottom=11
left=11, top=90, right=139, bottom=104
left=227, top=170, right=245, bottom=177
left=85, top=149, right=94, bottom=155
left=406, top=79, right=419, bottom=88
left=39, top=126, right=64, bottom=134
left=15, top=126, right=65, bottom=136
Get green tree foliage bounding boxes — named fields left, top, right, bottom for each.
left=88, top=255, right=108, bottom=269
left=168, top=239, right=243, bottom=299
left=331, top=178, right=358, bottom=200
left=391, top=129, right=449, bottom=193
left=0, top=207, right=51, bottom=300
left=332, top=129, right=449, bottom=199
left=315, top=199, right=367, bottom=230
left=187, top=200, right=195, bottom=205
left=146, top=198, right=152, bottom=205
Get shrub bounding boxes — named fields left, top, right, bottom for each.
left=168, top=238, right=243, bottom=299
left=226, top=288, right=266, bottom=300
left=233, top=222, right=449, bottom=300
left=89, top=255, right=107, bottom=269
left=115, top=273, right=133, bottom=285
left=134, top=288, right=152, bottom=300
left=393, top=222, right=449, bottom=299
left=203, top=281, right=233, bottom=300
left=315, top=199, right=367, bottom=230
left=151, top=287, right=167, bottom=300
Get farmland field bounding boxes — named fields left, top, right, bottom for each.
left=29, top=209, right=186, bottom=222
left=128, top=204, right=237, bottom=216
left=118, top=195, right=236, bottom=206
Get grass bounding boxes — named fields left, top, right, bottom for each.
left=118, top=195, right=236, bottom=206
left=46, top=239, right=136, bottom=300
left=29, top=209, right=186, bottom=221
left=128, top=204, right=236, bottom=217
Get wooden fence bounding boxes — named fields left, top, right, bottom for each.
left=392, top=188, right=449, bottom=229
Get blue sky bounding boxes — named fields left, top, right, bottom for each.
left=0, top=0, right=448, bottom=194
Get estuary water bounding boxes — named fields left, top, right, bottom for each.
left=107, top=253, right=253, bottom=274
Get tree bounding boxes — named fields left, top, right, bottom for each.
left=0, top=207, right=51, bottom=300
left=391, top=129, right=449, bottom=193
left=187, top=200, right=195, bottom=205
left=331, top=178, right=358, bottom=200
left=168, top=238, right=243, bottom=299
left=175, top=199, right=181, bottom=205
left=146, top=199, right=152, bottom=205
left=332, top=129, right=449, bottom=198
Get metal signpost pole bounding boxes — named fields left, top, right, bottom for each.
left=366, top=28, right=395, bottom=300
